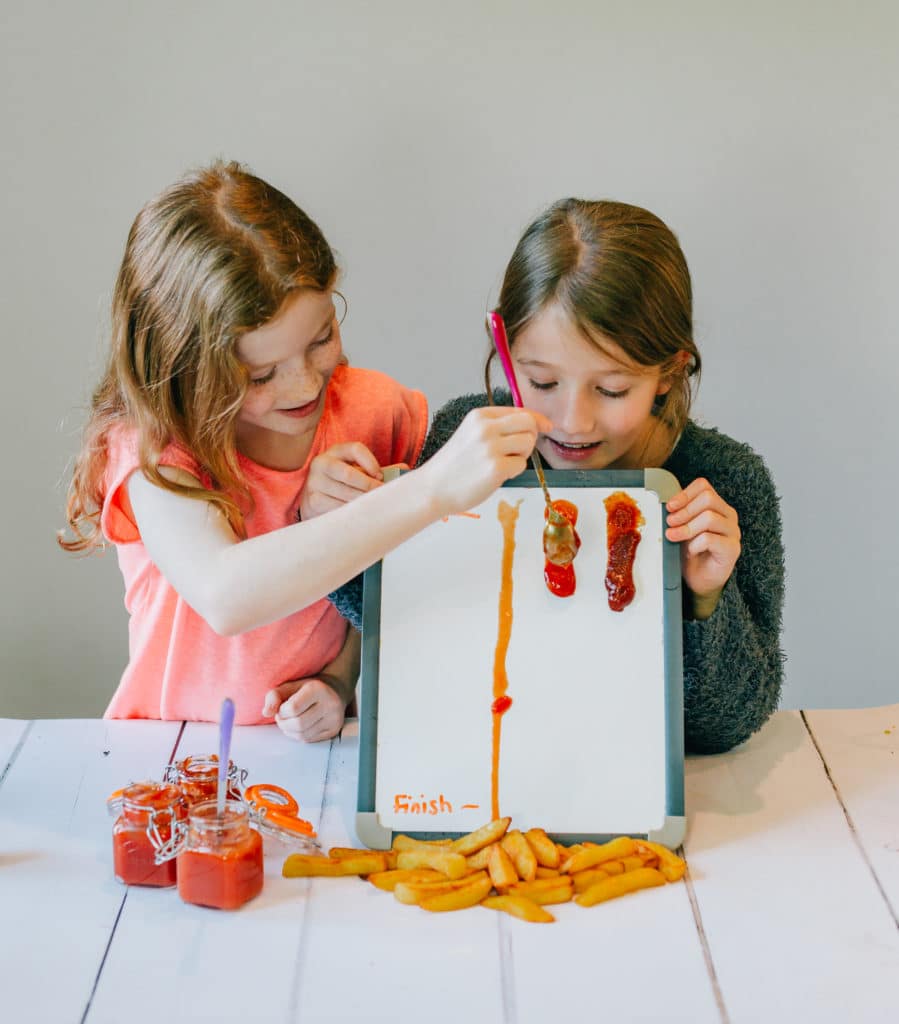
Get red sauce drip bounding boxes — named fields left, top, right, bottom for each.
left=543, top=499, right=581, bottom=598
left=491, top=695, right=513, bottom=716
left=492, top=500, right=521, bottom=820
left=603, top=492, right=644, bottom=612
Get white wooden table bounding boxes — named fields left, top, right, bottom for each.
left=0, top=707, right=896, bottom=1023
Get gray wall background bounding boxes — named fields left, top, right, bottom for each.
left=2, top=1, right=897, bottom=718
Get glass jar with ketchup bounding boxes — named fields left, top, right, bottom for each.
left=175, top=799, right=264, bottom=910
left=111, top=782, right=186, bottom=887
left=164, top=754, right=246, bottom=807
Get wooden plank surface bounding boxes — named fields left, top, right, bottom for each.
left=291, top=721, right=506, bottom=1023
left=2, top=711, right=896, bottom=1024
left=0, top=717, right=28, bottom=778
left=87, top=722, right=331, bottom=1023
left=683, top=711, right=899, bottom=1023
left=804, top=705, right=899, bottom=921
left=0, top=719, right=182, bottom=1024
left=295, top=724, right=719, bottom=1023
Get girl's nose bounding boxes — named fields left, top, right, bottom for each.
left=556, top=390, right=595, bottom=437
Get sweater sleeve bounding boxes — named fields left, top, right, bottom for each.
left=677, top=433, right=786, bottom=754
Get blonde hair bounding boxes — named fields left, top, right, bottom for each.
left=59, top=160, right=337, bottom=552
left=486, top=198, right=701, bottom=457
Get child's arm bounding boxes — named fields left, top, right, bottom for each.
left=261, top=627, right=360, bottom=742
left=127, top=406, right=550, bottom=635
left=667, top=433, right=785, bottom=754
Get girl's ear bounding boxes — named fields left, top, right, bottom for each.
left=656, top=350, right=691, bottom=395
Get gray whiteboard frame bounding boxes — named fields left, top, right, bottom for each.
left=357, top=467, right=685, bottom=850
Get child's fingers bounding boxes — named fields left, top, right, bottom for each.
left=682, top=529, right=738, bottom=561
left=323, top=442, right=383, bottom=479
left=665, top=476, right=717, bottom=513
left=469, top=405, right=553, bottom=436
left=666, top=508, right=735, bottom=544
left=276, top=684, right=318, bottom=720
left=261, top=680, right=301, bottom=718
left=317, top=468, right=383, bottom=504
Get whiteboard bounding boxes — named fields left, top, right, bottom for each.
left=359, top=472, right=683, bottom=842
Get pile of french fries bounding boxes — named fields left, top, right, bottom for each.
left=282, top=817, right=686, bottom=923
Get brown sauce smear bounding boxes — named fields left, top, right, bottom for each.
left=603, top=492, right=644, bottom=612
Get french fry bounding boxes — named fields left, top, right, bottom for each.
left=571, top=867, right=612, bottom=893
left=392, top=834, right=453, bottom=851
left=329, top=847, right=377, bottom=859
left=600, top=860, right=626, bottom=876
left=394, top=870, right=490, bottom=906
left=396, top=847, right=469, bottom=880
left=635, top=841, right=687, bottom=882
left=575, top=867, right=666, bottom=907
left=501, top=830, right=538, bottom=881
left=561, top=836, right=637, bottom=874
left=482, top=895, right=555, bottom=923
left=618, top=855, right=648, bottom=873
left=368, top=868, right=444, bottom=892
left=466, top=844, right=496, bottom=871
left=487, top=842, right=519, bottom=889
left=282, top=852, right=387, bottom=877
left=525, top=828, right=561, bottom=868
left=419, top=874, right=493, bottom=912
left=535, top=866, right=561, bottom=879
left=507, top=877, right=573, bottom=906
left=450, top=817, right=512, bottom=857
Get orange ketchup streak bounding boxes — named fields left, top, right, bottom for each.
left=543, top=499, right=581, bottom=598
left=492, top=499, right=521, bottom=820
left=603, top=491, right=645, bottom=612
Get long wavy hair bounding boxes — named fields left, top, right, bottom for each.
left=486, top=198, right=701, bottom=458
left=59, top=160, right=337, bottom=552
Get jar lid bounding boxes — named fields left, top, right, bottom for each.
left=244, top=783, right=321, bottom=854
left=106, top=781, right=183, bottom=817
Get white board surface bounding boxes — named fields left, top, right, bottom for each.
left=374, top=485, right=668, bottom=836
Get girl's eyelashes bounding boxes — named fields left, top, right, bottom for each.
left=248, top=326, right=336, bottom=385
left=527, top=379, right=630, bottom=399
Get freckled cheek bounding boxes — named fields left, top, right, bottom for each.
left=238, top=391, right=271, bottom=420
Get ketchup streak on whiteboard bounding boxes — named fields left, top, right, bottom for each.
left=491, top=500, right=521, bottom=820
left=603, top=491, right=644, bottom=612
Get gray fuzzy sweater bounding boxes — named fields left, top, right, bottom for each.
left=330, top=391, right=785, bottom=755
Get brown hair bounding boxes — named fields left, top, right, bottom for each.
left=486, top=198, right=701, bottom=455
left=59, top=159, right=337, bottom=552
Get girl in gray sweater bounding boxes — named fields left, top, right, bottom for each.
left=329, top=199, right=784, bottom=754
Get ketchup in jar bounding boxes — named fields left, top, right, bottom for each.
left=176, top=799, right=264, bottom=910
left=165, top=754, right=244, bottom=807
left=112, top=782, right=186, bottom=887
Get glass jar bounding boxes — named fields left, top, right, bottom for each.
left=176, top=799, right=264, bottom=910
left=164, top=754, right=245, bottom=807
left=112, top=782, right=186, bottom=887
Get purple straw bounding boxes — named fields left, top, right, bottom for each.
left=217, top=697, right=235, bottom=819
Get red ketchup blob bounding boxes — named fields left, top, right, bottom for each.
left=603, top=492, right=644, bottom=611
left=543, top=499, right=581, bottom=597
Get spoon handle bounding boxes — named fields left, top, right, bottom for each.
left=487, top=313, right=524, bottom=408
left=488, top=313, right=565, bottom=522
left=217, top=698, right=235, bottom=818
